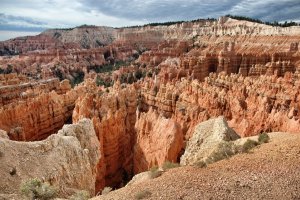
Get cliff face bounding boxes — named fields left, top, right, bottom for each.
left=0, top=119, right=100, bottom=197
left=42, top=26, right=117, bottom=49
left=151, top=39, right=299, bottom=82
left=72, top=81, right=137, bottom=191
left=0, top=34, right=58, bottom=55
left=0, top=26, right=116, bottom=55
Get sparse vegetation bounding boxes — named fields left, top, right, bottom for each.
left=149, top=166, right=162, bottom=179
left=120, top=18, right=216, bottom=29
left=90, top=61, right=130, bottom=74
left=96, top=75, right=113, bottom=88
left=101, top=187, right=113, bottom=195
left=71, top=71, right=85, bottom=88
left=20, top=178, right=57, bottom=200
left=206, top=141, right=237, bottom=164
left=258, top=133, right=270, bottom=144
left=195, top=139, right=262, bottom=168
left=162, top=161, right=180, bottom=170
left=225, top=14, right=299, bottom=27
left=69, top=190, right=90, bottom=200
left=241, top=139, right=259, bottom=153
left=135, top=190, right=152, bottom=199
left=194, top=160, right=207, bottom=168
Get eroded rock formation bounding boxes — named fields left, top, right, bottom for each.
left=73, top=80, right=137, bottom=191
left=139, top=72, right=300, bottom=138
left=0, top=79, right=84, bottom=141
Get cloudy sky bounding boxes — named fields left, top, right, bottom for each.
left=0, top=0, right=299, bottom=40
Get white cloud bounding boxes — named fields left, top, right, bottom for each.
left=0, top=0, right=145, bottom=29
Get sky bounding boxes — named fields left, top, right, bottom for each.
left=0, top=0, right=300, bottom=41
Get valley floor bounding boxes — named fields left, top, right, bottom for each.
left=94, top=132, right=300, bottom=200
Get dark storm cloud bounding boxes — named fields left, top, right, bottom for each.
left=81, top=0, right=237, bottom=22
left=0, top=13, right=46, bottom=26
left=0, top=13, right=46, bottom=32
left=81, top=0, right=300, bottom=22
left=228, top=0, right=300, bottom=22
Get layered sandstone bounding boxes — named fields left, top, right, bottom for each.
left=156, top=39, right=299, bottom=83
left=0, top=119, right=100, bottom=198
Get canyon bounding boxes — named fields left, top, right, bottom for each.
left=0, top=16, right=299, bottom=199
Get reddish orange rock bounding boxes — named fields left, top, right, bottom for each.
left=134, top=108, right=184, bottom=173
left=73, top=80, right=137, bottom=192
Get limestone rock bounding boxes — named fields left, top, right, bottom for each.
left=0, top=118, right=100, bottom=198
left=180, top=116, right=240, bottom=166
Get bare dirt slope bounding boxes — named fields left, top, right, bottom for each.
left=93, top=132, right=300, bottom=200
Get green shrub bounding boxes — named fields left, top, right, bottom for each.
left=258, top=133, right=270, bottom=144
left=149, top=166, right=162, bottom=178
left=20, top=178, right=57, bottom=200
left=241, top=139, right=259, bottom=153
left=71, top=71, right=85, bottom=87
left=101, top=187, right=112, bottom=195
left=162, top=161, right=180, bottom=170
left=135, top=190, right=151, bottom=199
left=69, top=190, right=90, bottom=200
